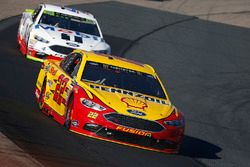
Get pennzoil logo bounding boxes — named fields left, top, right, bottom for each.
left=116, top=126, right=151, bottom=137
left=121, top=97, right=147, bottom=110
left=89, top=84, right=169, bottom=105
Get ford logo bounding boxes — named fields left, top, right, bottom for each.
left=127, top=109, right=146, bottom=116
left=66, top=42, right=79, bottom=47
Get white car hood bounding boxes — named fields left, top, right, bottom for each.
left=35, top=24, right=107, bottom=51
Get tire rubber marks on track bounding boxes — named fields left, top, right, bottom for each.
left=121, top=16, right=197, bottom=55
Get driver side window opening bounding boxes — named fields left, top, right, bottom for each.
left=32, top=6, right=42, bottom=21
left=60, top=53, right=82, bottom=77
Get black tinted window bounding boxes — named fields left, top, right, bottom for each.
left=39, top=10, right=100, bottom=37
left=32, top=6, right=42, bottom=21
left=82, top=61, right=166, bottom=99
left=60, top=53, right=82, bottom=76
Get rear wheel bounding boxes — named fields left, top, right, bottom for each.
left=64, top=96, right=74, bottom=129
left=17, top=40, right=20, bottom=51
left=17, top=33, right=28, bottom=56
left=39, top=79, right=46, bottom=110
left=17, top=32, right=21, bottom=53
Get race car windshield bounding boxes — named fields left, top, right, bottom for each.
left=39, top=10, right=100, bottom=37
left=82, top=61, right=166, bottom=99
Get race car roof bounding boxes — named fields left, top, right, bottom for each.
left=41, top=4, right=96, bottom=21
left=78, top=50, right=156, bottom=74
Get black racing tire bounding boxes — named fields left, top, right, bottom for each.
left=24, top=38, right=29, bottom=57
left=17, top=32, right=21, bottom=52
left=39, top=78, right=46, bottom=110
left=17, top=39, right=25, bottom=56
left=64, top=95, right=74, bottom=130
left=17, top=40, right=20, bottom=50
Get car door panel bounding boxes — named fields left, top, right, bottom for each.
left=45, top=63, right=73, bottom=116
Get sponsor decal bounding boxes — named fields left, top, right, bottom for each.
left=115, top=57, right=144, bottom=67
left=49, top=66, right=58, bottom=76
left=64, top=7, right=79, bottom=14
left=53, top=74, right=69, bottom=105
left=45, top=64, right=51, bottom=72
left=71, top=120, right=79, bottom=127
left=39, top=25, right=55, bottom=31
left=45, top=92, right=52, bottom=100
left=75, top=31, right=91, bottom=38
left=47, top=80, right=53, bottom=88
left=116, top=126, right=151, bottom=137
left=58, top=29, right=73, bottom=34
left=89, top=84, right=169, bottom=105
left=121, top=97, right=147, bottom=110
left=127, top=109, right=146, bottom=116
left=66, top=42, right=79, bottom=47
left=35, top=25, right=93, bottom=39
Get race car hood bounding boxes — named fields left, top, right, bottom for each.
left=34, top=24, right=107, bottom=51
left=81, top=82, right=173, bottom=121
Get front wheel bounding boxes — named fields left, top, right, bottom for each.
left=64, top=96, right=74, bottom=129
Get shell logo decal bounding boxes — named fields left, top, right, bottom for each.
left=121, top=97, right=148, bottom=110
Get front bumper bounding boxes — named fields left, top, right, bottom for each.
left=70, top=113, right=184, bottom=153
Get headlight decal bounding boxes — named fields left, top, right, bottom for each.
left=34, top=35, right=49, bottom=43
left=163, top=107, right=184, bottom=127
left=164, top=119, right=184, bottom=127
left=80, top=98, right=106, bottom=111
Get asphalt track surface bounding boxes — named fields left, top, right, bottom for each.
left=1, top=1, right=250, bottom=167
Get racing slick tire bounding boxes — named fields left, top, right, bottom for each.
left=64, top=95, right=74, bottom=130
left=38, top=78, right=46, bottom=112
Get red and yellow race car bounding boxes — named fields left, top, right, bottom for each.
left=35, top=50, right=184, bottom=153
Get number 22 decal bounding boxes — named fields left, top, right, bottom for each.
left=53, top=74, right=69, bottom=105
left=87, top=112, right=98, bottom=119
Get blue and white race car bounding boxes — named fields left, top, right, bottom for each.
left=17, top=4, right=111, bottom=62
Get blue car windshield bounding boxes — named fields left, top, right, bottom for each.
left=82, top=61, right=166, bottom=99
left=39, top=10, right=100, bottom=37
